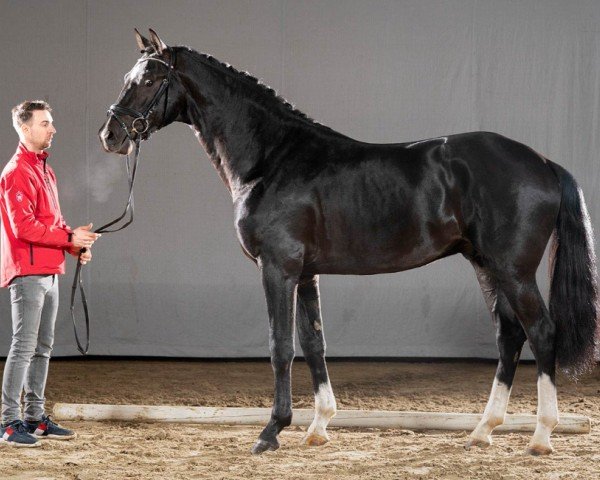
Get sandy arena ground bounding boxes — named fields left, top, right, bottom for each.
left=0, top=359, right=598, bottom=479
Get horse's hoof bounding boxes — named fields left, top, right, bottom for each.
left=251, top=438, right=280, bottom=455
left=303, top=432, right=329, bottom=447
left=465, top=437, right=491, bottom=450
left=526, top=443, right=553, bottom=456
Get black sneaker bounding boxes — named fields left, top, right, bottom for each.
left=1, top=420, right=40, bottom=448
left=26, top=415, right=76, bottom=440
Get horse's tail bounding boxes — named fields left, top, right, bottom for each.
left=548, top=160, right=599, bottom=377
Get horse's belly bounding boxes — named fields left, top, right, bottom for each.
left=307, top=253, right=444, bottom=275
left=307, top=217, right=462, bottom=275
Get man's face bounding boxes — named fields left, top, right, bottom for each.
left=22, top=109, right=56, bottom=151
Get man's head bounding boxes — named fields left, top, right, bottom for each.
left=12, top=100, right=56, bottom=152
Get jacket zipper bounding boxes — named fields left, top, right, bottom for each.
left=30, top=244, right=34, bottom=265
left=43, top=160, right=59, bottom=210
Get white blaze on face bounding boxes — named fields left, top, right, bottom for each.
left=127, top=60, right=150, bottom=85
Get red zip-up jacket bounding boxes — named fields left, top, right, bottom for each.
left=0, top=143, right=74, bottom=287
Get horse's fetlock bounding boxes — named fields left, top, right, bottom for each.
left=321, top=405, right=336, bottom=419
left=274, top=412, right=293, bottom=428
left=540, top=415, right=559, bottom=430
left=486, top=415, right=504, bottom=429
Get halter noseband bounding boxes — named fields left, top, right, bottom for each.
left=108, top=48, right=177, bottom=138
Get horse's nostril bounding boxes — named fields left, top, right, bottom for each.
left=101, top=129, right=116, bottom=146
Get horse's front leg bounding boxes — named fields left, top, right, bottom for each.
left=297, top=275, right=336, bottom=446
left=251, top=260, right=300, bottom=455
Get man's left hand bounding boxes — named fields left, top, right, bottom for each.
left=68, top=247, right=92, bottom=265
left=79, top=248, right=92, bottom=265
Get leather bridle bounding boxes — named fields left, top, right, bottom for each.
left=107, top=48, right=177, bottom=140
left=70, top=48, right=177, bottom=354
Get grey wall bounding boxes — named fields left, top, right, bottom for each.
left=1, top=0, right=599, bottom=358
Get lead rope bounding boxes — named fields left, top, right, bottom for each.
left=70, top=138, right=141, bottom=354
left=70, top=49, right=175, bottom=354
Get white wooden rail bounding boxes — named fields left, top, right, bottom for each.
left=53, top=403, right=590, bottom=434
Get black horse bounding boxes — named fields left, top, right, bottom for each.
left=99, top=29, right=598, bottom=455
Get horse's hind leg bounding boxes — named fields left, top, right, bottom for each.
left=466, top=263, right=527, bottom=449
left=296, top=275, right=336, bottom=446
left=500, top=277, right=558, bottom=455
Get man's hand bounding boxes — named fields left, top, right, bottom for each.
left=72, top=223, right=101, bottom=249
left=79, top=248, right=92, bottom=265
left=68, top=246, right=93, bottom=265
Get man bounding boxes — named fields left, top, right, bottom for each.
left=0, top=100, right=100, bottom=447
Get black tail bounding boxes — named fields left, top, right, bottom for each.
left=548, top=161, right=599, bottom=377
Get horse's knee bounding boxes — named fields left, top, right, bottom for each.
left=271, top=346, right=294, bottom=369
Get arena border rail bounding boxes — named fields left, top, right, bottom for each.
left=53, top=403, right=590, bottom=433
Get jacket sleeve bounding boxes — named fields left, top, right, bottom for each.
left=3, top=168, right=72, bottom=248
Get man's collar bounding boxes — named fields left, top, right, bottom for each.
left=17, top=142, right=49, bottom=163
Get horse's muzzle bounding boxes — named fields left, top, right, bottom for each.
left=99, top=122, right=133, bottom=155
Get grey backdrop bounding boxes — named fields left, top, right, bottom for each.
left=0, top=0, right=599, bottom=358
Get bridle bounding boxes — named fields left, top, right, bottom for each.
left=107, top=48, right=177, bottom=140
left=70, top=48, right=177, bottom=355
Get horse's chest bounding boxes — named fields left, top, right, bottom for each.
left=233, top=201, right=260, bottom=260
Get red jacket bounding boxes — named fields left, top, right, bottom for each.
left=0, top=143, right=73, bottom=287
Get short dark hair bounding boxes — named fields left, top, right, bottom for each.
left=12, top=100, right=52, bottom=130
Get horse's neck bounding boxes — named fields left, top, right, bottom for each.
left=190, top=107, right=283, bottom=200
left=179, top=61, right=281, bottom=199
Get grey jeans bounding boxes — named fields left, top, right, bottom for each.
left=1, top=274, right=58, bottom=424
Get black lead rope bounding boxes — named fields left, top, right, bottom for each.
left=70, top=48, right=176, bottom=355
left=70, top=139, right=141, bottom=354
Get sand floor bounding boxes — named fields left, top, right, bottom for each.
left=0, top=359, right=598, bottom=479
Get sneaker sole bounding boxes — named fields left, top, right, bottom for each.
left=0, top=438, right=41, bottom=448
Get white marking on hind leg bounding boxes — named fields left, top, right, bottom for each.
left=304, top=381, right=336, bottom=446
left=466, top=378, right=510, bottom=448
left=527, top=373, right=558, bottom=455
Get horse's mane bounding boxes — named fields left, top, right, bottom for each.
left=174, top=46, right=343, bottom=135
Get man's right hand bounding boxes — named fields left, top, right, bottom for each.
left=72, top=223, right=101, bottom=249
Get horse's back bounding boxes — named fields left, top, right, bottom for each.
left=245, top=133, right=457, bottom=273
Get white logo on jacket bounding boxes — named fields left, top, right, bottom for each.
left=15, top=192, right=23, bottom=202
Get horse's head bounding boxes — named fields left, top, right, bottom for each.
left=99, top=29, right=183, bottom=155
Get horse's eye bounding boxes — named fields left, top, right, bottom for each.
left=145, top=79, right=154, bottom=87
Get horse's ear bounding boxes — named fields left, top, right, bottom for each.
left=134, top=28, right=153, bottom=53
left=148, top=28, right=167, bottom=55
